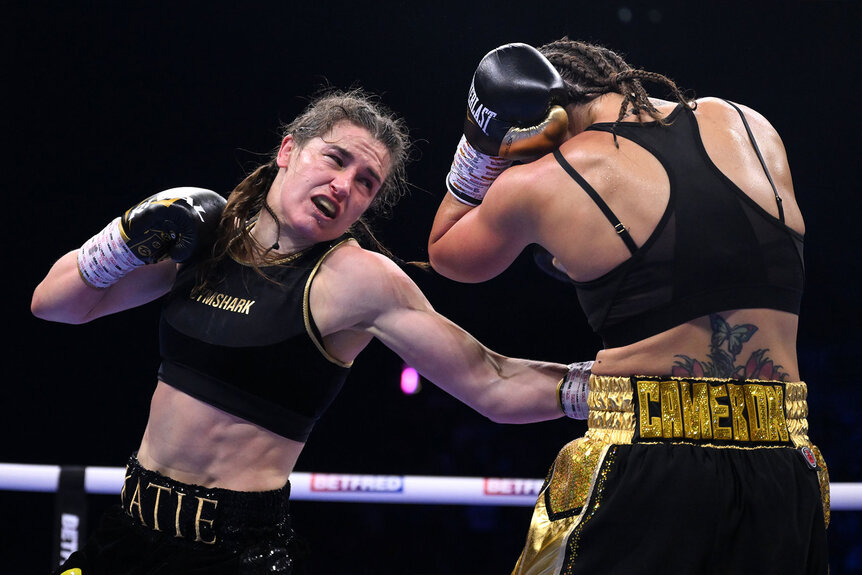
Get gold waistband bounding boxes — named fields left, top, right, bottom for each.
left=586, top=375, right=810, bottom=448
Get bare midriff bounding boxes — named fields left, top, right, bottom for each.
left=135, top=381, right=305, bottom=492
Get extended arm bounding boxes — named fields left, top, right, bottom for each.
left=319, top=246, right=568, bottom=423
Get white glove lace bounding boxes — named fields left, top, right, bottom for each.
left=445, top=135, right=512, bottom=206
left=558, top=361, right=593, bottom=419
left=77, top=217, right=145, bottom=288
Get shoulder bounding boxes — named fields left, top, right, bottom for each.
left=550, top=129, right=625, bottom=186
left=492, top=134, right=612, bottom=198
left=694, top=97, right=780, bottom=136
left=315, top=240, right=425, bottom=314
left=319, top=240, right=403, bottom=282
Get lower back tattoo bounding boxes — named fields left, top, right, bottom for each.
left=671, top=314, right=789, bottom=380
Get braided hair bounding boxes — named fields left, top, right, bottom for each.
left=538, top=38, right=692, bottom=147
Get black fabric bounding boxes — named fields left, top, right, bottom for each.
left=724, top=99, right=785, bottom=222
left=564, top=105, right=804, bottom=347
left=564, top=443, right=828, bottom=575
left=159, top=236, right=351, bottom=442
left=52, top=456, right=307, bottom=575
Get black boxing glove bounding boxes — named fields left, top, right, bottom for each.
left=77, top=187, right=226, bottom=288
left=446, top=43, right=569, bottom=206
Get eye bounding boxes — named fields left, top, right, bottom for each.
left=325, top=153, right=344, bottom=167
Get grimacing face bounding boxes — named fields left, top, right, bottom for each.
left=273, top=122, right=392, bottom=244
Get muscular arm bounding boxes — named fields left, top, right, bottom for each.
left=428, top=165, right=540, bottom=283
left=315, top=245, right=566, bottom=423
left=31, top=187, right=223, bottom=324
left=31, top=250, right=177, bottom=324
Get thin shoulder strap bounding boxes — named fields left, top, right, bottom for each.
left=553, top=148, right=638, bottom=254
left=723, top=99, right=785, bottom=223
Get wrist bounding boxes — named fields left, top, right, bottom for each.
left=558, top=361, right=593, bottom=419
left=445, top=135, right=512, bottom=206
left=77, top=217, right=145, bottom=288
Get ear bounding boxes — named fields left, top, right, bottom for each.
left=276, top=135, right=295, bottom=168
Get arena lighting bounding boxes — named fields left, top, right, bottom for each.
left=400, top=365, right=420, bottom=394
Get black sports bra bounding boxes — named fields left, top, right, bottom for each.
left=555, top=102, right=804, bottom=348
left=158, top=236, right=352, bottom=441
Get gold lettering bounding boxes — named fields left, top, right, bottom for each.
left=767, top=385, right=790, bottom=442
left=660, top=381, right=684, bottom=438
left=194, top=496, right=219, bottom=544
left=692, top=383, right=713, bottom=439
left=193, top=290, right=255, bottom=315
left=709, top=385, right=732, bottom=440
left=127, top=479, right=147, bottom=526
left=147, top=484, right=172, bottom=532
left=637, top=380, right=662, bottom=438
left=121, top=473, right=132, bottom=503
left=744, top=385, right=769, bottom=441
left=727, top=384, right=750, bottom=442
left=679, top=382, right=699, bottom=440
left=174, top=492, right=185, bottom=538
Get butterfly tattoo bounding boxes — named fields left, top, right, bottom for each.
left=672, top=314, right=789, bottom=380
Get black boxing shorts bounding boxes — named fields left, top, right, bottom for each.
left=512, top=375, right=830, bottom=575
left=54, top=454, right=307, bottom=575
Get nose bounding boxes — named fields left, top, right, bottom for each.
left=330, top=171, right=353, bottom=199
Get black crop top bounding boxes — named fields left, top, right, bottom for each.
left=158, top=236, right=352, bottom=442
left=556, top=102, right=804, bottom=348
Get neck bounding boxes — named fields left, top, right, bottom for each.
left=250, top=206, right=309, bottom=260
left=568, top=92, right=654, bottom=135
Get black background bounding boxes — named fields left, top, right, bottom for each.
left=4, top=1, right=861, bottom=573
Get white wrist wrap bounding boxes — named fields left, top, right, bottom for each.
left=76, top=217, right=145, bottom=288
left=558, top=361, right=593, bottom=419
left=445, top=135, right=513, bottom=206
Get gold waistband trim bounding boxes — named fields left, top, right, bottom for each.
left=586, top=375, right=810, bottom=448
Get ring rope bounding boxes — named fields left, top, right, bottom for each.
left=2, top=463, right=861, bottom=509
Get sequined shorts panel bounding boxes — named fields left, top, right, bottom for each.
left=511, top=375, right=830, bottom=575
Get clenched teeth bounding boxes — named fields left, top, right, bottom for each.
left=312, top=196, right=337, bottom=218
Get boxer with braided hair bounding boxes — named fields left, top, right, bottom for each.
left=539, top=37, right=689, bottom=146
left=430, top=39, right=828, bottom=574
left=32, top=87, right=571, bottom=575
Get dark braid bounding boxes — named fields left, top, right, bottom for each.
left=539, top=38, right=692, bottom=147
left=190, top=160, right=279, bottom=294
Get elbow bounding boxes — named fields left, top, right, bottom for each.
left=475, top=397, right=529, bottom=425
left=30, top=291, right=88, bottom=325
left=484, top=411, right=519, bottom=425
left=483, top=408, right=536, bottom=425
left=427, top=243, right=458, bottom=280
left=428, top=250, right=487, bottom=284
left=30, top=292, right=52, bottom=321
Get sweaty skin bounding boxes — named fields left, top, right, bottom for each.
left=429, top=96, right=804, bottom=382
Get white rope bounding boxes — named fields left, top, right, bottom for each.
left=2, top=463, right=860, bottom=509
